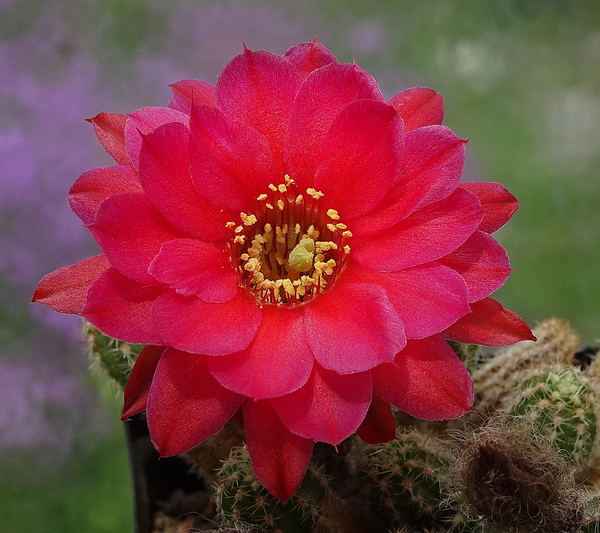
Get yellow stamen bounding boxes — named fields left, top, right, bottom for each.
left=327, top=209, right=340, bottom=220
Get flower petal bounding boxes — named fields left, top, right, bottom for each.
left=372, top=335, right=473, bottom=420
left=86, top=112, right=130, bottom=165
left=209, top=307, right=313, bottom=399
left=341, top=261, right=470, bottom=339
left=305, top=283, right=405, bottom=374
left=89, top=192, right=185, bottom=285
left=68, top=165, right=142, bottom=225
left=189, top=105, right=274, bottom=212
left=283, top=39, right=337, bottom=79
left=122, top=345, right=166, bottom=420
left=146, top=348, right=244, bottom=456
left=284, top=62, right=384, bottom=191
left=352, top=188, right=483, bottom=271
left=139, top=122, right=231, bottom=241
left=124, top=106, right=189, bottom=168
left=32, top=254, right=111, bottom=314
left=352, top=126, right=467, bottom=236
left=444, top=297, right=536, bottom=346
left=460, top=182, right=519, bottom=233
left=271, top=364, right=372, bottom=445
left=315, top=99, right=403, bottom=220
left=83, top=268, right=165, bottom=344
left=148, top=239, right=238, bottom=303
left=244, top=399, right=314, bottom=502
left=152, top=290, right=263, bottom=355
left=168, top=79, right=216, bottom=114
left=387, top=87, right=444, bottom=131
left=356, top=395, right=396, bottom=444
left=438, top=230, right=512, bottom=302
left=216, top=48, right=302, bottom=176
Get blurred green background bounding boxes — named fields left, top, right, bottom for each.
left=1, top=0, right=599, bottom=530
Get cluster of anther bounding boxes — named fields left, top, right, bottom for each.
left=227, top=175, right=352, bottom=306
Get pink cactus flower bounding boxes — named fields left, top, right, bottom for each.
left=33, top=40, right=534, bottom=501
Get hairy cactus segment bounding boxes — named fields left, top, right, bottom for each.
left=449, top=420, right=585, bottom=533
left=84, top=320, right=142, bottom=388
left=509, top=368, right=597, bottom=466
left=215, top=446, right=328, bottom=533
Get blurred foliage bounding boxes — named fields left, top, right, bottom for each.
left=0, top=395, right=132, bottom=532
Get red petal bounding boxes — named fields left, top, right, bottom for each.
left=352, top=126, right=467, bottom=236
left=444, top=297, right=536, bottom=346
left=438, top=231, right=512, bottom=302
left=189, top=105, right=274, bottom=212
left=149, top=239, right=237, bottom=303
left=146, top=349, right=244, bottom=456
left=387, top=87, right=444, bottom=131
left=83, top=268, right=165, bottom=344
left=139, top=122, right=231, bottom=241
left=271, top=364, right=372, bottom=445
left=372, top=335, right=473, bottom=420
left=152, top=290, right=263, bottom=355
left=168, top=79, right=216, bottom=114
left=341, top=261, right=470, bottom=339
left=352, top=188, right=483, bottom=271
left=86, top=112, right=131, bottom=165
left=68, top=166, right=142, bottom=225
left=216, top=48, right=302, bottom=176
left=283, top=39, right=337, bottom=79
left=460, top=182, right=519, bottom=233
left=32, top=254, right=111, bottom=314
left=122, top=345, right=166, bottom=420
left=315, top=100, right=403, bottom=220
left=124, top=106, right=189, bottom=168
left=356, top=395, right=396, bottom=444
left=89, top=192, right=184, bottom=285
left=209, top=307, right=313, bottom=399
left=305, top=283, right=405, bottom=374
left=284, top=62, right=384, bottom=191
left=244, top=400, right=314, bottom=502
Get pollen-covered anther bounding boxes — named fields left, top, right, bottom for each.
left=307, top=188, right=324, bottom=199
left=240, top=213, right=257, bottom=226
left=327, top=209, right=340, bottom=220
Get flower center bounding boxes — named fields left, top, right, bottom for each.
left=227, top=175, right=352, bottom=306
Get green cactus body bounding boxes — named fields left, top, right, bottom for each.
left=356, top=431, right=470, bottom=531
left=472, top=318, right=581, bottom=414
left=84, top=321, right=142, bottom=389
left=509, top=368, right=597, bottom=466
left=216, top=446, right=328, bottom=533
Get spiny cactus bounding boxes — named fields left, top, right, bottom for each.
left=356, top=430, right=472, bottom=532
left=448, top=341, right=482, bottom=373
left=472, top=318, right=580, bottom=412
left=215, top=445, right=329, bottom=533
left=83, top=320, right=142, bottom=388
left=507, top=367, right=597, bottom=467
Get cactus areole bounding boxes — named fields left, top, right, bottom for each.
left=32, top=40, right=534, bottom=501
